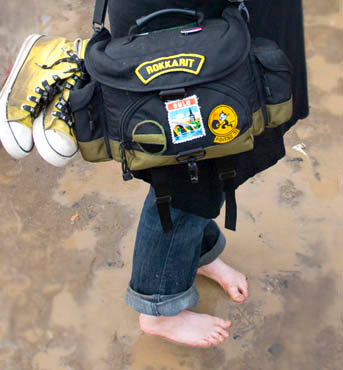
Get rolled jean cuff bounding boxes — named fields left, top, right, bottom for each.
left=198, top=229, right=226, bottom=267
left=125, top=283, right=199, bottom=317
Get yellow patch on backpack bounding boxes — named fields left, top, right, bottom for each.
left=135, top=54, right=205, bottom=84
left=208, top=105, right=240, bottom=144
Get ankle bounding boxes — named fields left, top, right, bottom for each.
left=198, top=258, right=222, bottom=275
left=139, top=313, right=162, bottom=333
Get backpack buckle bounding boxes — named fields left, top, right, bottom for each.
left=176, top=148, right=206, bottom=184
left=155, top=195, right=172, bottom=205
left=176, top=147, right=206, bottom=163
left=219, top=169, right=236, bottom=181
left=159, top=88, right=186, bottom=101
left=92, top=22, right=104, bottom=33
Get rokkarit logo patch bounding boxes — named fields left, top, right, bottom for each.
left=135, top=54, right=205, bottom=84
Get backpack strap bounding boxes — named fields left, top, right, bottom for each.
left=93, top=0, right=108, bottom=32
left=228, top=0, right=250, bottom=22
left=150, top=168, right=173, bottom=233
left=216, top=157, right=238, bottom=231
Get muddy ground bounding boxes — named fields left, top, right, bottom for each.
left=0, top=0, right=342, bottom=369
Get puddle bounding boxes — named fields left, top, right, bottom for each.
left=0, top=0, right=342, bottom=369
left=64, top=228, right=98, bottom=251
left=308, top=55, right=343, bottom=92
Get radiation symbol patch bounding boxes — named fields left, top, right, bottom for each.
left=208, top=105, right=240, bottom=144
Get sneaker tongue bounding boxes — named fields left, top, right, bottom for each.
left=74, top=39, right=81, bottom=55
left=75, top=39, right=88, bottom=59
left=8, top=107, right=31, bottom=122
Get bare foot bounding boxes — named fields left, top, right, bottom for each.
left=197, top=258, right=248, bottom=303
left=139, top=311, right=231, bottom=347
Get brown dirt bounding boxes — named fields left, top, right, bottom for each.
left=0, top=0, right=342, bottom=369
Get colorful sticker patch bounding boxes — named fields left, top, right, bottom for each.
left=208, top=105, right=240, bottom=144
left=135, top=54, right=205, bottom=85
left=165, top=95, right=206, bottom=144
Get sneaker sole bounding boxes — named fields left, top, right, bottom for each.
left=33, top=111, right=78, bottom=167
left=0, top=34, right=44, bottom=159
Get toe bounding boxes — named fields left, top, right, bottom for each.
left=216, top=318, right=231, bottom=328
left=213, top=332, right=225, bottom=343
left=207, top=335, right=220, bottom=345
left=211, top=332, right=223, bottom=342
left=239, top=280, right=249, bottom=298
left=223, top=320, right=232, bottom=328
left=205, top=335, right=217, bottom=346
left=216, top=327, right=229, bottom=338
left=214, top=335, right=224, bottom=343
left=230, top=291, right=244, bottom=302
left=229, top=286, right=247, bottom=302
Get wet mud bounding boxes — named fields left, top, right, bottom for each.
left=0, top=0, right=342, bottom=369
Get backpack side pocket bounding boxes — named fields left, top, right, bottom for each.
left=252, top=38, right=293, bottom=128
left=70, top=81, right=112, bottom=162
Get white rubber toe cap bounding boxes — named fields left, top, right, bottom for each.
left=33, top=114, right=78, bottom=167
left=0, top=120, right=33, bottom=159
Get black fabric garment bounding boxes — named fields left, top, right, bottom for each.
left=247, top=0, right=309, bottom=123
left=107, top=0, right=309, bottom=220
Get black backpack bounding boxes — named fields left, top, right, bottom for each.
left=70, top=0, right=293, bottom=232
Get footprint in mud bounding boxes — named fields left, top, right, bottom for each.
left=285, top=156, right=304, bottom=173
left=228, top=300, right=264, bottom=340
left=286, top=153, right=322, bottom=181
left=310, top=156, right=321, bottom=181
left=278, top=179, right=304, bottom=208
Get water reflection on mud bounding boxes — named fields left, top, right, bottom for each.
left=0, top=0, right=342, bottom=369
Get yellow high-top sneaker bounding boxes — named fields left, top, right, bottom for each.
left=0, top=34, right=86, bottom=159
left=33, top=74, right=80, bottom=167
left=32, top=39, right=88, bottom=167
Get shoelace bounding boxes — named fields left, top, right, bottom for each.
left=47, top=75, right=80, bottom=135
left=21, top=75, right=64, bottom=118
left=21, top=48, right=84, bottom=119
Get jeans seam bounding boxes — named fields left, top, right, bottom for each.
left=157, top=214, right=185, bottom=295
left=152, top=301, right=159, bottom=316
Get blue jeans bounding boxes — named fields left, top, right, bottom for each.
left=126, top=187, right=226, bottom=316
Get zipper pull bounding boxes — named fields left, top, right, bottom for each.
left=120, top=142, right=133, bottom=181
left=264, top=85, right=272, bottom=97
left=261, top=72, right=272, bottom=97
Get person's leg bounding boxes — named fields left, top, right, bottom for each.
left=127, top=186, right=206, bottom=315
left=197, top=221, right=249, bottom=303
left=126, top=187, right=231, bottom=347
